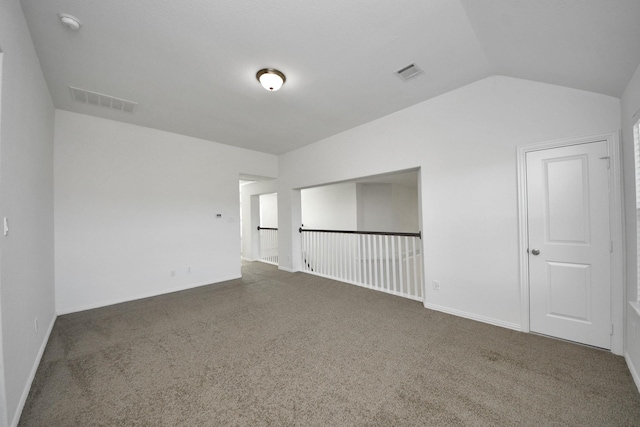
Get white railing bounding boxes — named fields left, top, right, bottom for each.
left=258, top=227, right=278, bottom=265
left=300, top=228, right=423, bottom=301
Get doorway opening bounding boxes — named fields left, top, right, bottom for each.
left=238, top=176, right=278, bottom=265
left=238, top=179, right=255, bottom=261
left=257, top=193, right=278, bottom=265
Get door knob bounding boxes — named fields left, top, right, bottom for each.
left=531, top=249, right=540, bottom=256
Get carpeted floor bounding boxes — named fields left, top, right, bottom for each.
left=19, top=261, right=640, bottom=426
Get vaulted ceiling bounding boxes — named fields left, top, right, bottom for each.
left=20, top=0, right=640, bottom=154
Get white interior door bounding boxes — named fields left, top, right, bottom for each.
left=526, top=141, right=611, bottom=349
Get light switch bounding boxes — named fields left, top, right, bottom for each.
left=3, top=217, right=8, bottom=236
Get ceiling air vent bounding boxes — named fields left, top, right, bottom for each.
left=395, top=63, right=424, bottom=82
left=69, top=86, right=137, bottom=113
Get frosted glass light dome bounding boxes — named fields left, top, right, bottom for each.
left=256, top=69, right=286, bottom=91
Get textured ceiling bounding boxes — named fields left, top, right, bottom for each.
left=461, top=0, right=640, bottom=97
left=20, top=0, right=640, bottom=155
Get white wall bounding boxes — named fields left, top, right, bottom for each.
left=0, top=2, right=56, bottom=426
left=298, top=181, right=419, bottom=232
left=278, top=76, right=620, bottom=329
left=301, top=183, right=357, bottom=230
left=391, top=184, right=420, bottom=232
left=357, top=183, right=419, bottom=232
left=259, top=193, right=278, bottom=228
left=357, top=184, right=391, bottom=231
left=55, top=111, right=277, bottom=314
left=621, top=61, right=640, bottom=391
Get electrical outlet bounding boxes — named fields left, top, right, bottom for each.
left=170, top=270, right=176, bottom=277
left=187, top=266, right=192, bottom=274
left=432, top=280, right=440, bottom=291
left=34, top=318, right=38, bottom=334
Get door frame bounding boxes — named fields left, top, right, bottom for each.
left=516, top=132, right=624, bottom=355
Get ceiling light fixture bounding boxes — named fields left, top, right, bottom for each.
left=256, top=68, right=286, bottom=91
left=58, top=13, right=81, bottom=31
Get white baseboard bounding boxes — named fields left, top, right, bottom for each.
left=11, top=314, right=56, bottom=427
left=626, top=353, right=640, bottom=395
left=278, top=266, right=297, bottom=273
left=56, top=275, right=241, bottom=315
left=423, top=302, right=522, bottom=331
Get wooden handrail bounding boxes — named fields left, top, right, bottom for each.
left=299, top=227, right=420, bottom=239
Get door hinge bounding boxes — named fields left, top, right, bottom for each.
left=610, top=241, right=614, bottom=252
left=610, top=324, right=614, bottom=335
left=599, top=156, right=610, bottom=169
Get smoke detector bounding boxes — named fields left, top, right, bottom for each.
left=58, top=13, right=81, bottom=31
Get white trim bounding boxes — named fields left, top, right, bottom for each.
left=56, top=275, right=241, bottom=315
left=626, top=353, right=640, bottom=395
left=516, top=132, right=625, bottom=355
left=0, top=51, right=7, bottom=427
left=517, top=141, right=531, bottom=333
left=424, top=302, right=521, bottom=331
left=11, top=314, right=56, bottom=427
left=609, top=133, right=625, bottom=354
left=278, top=266, right=297, bottom=273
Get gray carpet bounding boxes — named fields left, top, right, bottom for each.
left=20, top=262, right=640, bottom=426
